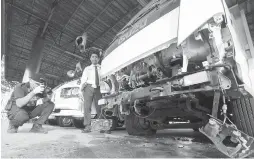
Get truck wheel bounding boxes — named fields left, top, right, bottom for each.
left=231, top=97, right=254, bottom=137
left=57, top=117, right=73, bottom=127
left=125, top=112, right=156, bottom=136
left=72, top=119, right=85, bottom=129
left=190, top=119, right=203, bottom=132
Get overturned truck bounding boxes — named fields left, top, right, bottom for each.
left=95, top=0, right=254, bottom=157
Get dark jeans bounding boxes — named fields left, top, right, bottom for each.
left=82, top=84, right=102, bottom=126
left=8, top=101, right=54, bottom=127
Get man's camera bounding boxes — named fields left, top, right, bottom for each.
left=35, top=78, right=52, bottom=98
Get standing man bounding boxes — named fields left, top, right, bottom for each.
left=6, top=74, right=54, bottom=134
left=80, top=51, right=106, bottom=133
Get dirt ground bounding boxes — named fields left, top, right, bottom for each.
left=1, top=119, right=253, bottom=158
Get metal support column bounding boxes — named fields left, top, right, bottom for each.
left=22, top=28, right=45, bottom=82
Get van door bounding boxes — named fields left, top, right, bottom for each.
left=55, top=87, right=80, bottom=110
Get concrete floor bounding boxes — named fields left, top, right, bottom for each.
left=1, top=119, right=253, bottom=158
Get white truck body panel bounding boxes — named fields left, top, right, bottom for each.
left=222, top=0, right=254, bottom=96
left=101, top=7, right=179, bottom=77
left=101, top=0, right=226, bottom=78
left=177, top=0, right=224, bottom=45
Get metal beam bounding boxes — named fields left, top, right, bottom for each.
left=9, top=41, right=85, bottom=60
left=47, top=28, right=59, bottom=45
left=8, top=43, right=31, bottom=52
left=58, top=0, right=114, bottom=50
left=7, top=67, right=24, bottom=76
left=7, top=54, right=28, bottom=61
left=5, top=0, right=14, bottom=81
left=1, top=0, right=6, bottom=60
left=64, top=51, right=84, bottom=60
left=41, top=0, right=60, bottom=37
left=5, top=2, right=80, bottom=43
left=6, top=2, right=45, bottom=23
left=46, top=0, right=86, bottom=63
left=6, top=53, right=72, bottom=72
left=83, top=0, right=114, bottom=33
left=17, top=0, right=35, bottom=72
left=43, top=73, right=60, bottom=79
left=46, top=42, right=85, bottom=60
left=42, top=59, right=73, bottom=71
left=7, top=67, right=59, bottom=82
left=59, top=0, right=86, bottom=42
left=137, top=0, right=149, bottom=7
left=49, top=1, right=115, bottom=51
left=11, top=21, right=40, bottom=28
left=89, top=5, right=140, bottom=47
left=89, top=0, right=113, bottom=28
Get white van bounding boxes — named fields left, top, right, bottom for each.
left=48, top=79, right=97, bottom=128
left=48, top=78, right=120, bottom=129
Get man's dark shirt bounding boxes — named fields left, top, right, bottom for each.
left=10, top=83, right=38, bottom=112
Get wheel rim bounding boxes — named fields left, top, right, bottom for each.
left=62, top=117, right=72, bottom=126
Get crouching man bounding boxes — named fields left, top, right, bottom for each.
left=6, top=74, right=54, bottom=134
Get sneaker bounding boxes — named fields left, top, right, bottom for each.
left=7, top=123, right=18, bottom=133
left=81, top=125, right=91, bottom=133
left=29, top=124, right=48, bottom=134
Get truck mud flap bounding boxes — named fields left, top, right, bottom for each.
left=199, top=116, right=254, bottom=158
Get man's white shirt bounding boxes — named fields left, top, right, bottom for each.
left=80, top=64, right=101, bottom=88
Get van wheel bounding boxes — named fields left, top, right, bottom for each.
left=57, top=117, right=73, bottom=127
left=72, top=119, right=85, bottom=129
left=231, top=97, right=254, bottom=137
left=125, top=111, right=156, bottom=136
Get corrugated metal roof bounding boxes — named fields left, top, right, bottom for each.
left=4, top=0, right=147, bottom=86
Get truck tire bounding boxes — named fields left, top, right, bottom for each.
left=57, top=117, right=73, bottom=127
left=125, top=112, right=156, bottom=136
left=231, top=97, right=254, bottom=137
left=72, top=119, right=85, bottom=129
left=190, top=119, right=203, bottom=132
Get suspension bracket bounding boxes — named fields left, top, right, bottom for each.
left=200, top=115, right=254, bottom=158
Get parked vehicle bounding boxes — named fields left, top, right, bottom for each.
left=48, top=79, right=97, bottom=128
left=91, top=0, right=254, bottom=157
left=49, top=79, right=122, bottom=130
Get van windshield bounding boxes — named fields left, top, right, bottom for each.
left=60, top=87, right=79, bottom=98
